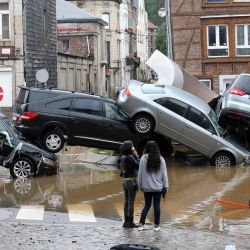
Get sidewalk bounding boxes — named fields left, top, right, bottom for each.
left=0, top=218, right=248, bottom=250
left=77, top=151, right=120, bottom=167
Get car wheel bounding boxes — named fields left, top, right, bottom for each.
left=43, top=130, right=65, bottom=153
left=10, top=157, right=35, bottom=179
left=132, top=114, right=154, bottom=134
left=211, top=152, right=235, bottom=167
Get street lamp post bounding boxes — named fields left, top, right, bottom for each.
left=165, top=0, right=172, bottom=60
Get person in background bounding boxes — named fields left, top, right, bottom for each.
left=120, top=140, right=140, bottom=228
left=137, top=141, right=168, bottom=231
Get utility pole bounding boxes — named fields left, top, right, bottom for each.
left=165, top=0, right=172, bottom=59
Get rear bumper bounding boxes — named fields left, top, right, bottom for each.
left=221, top=108, right=250, bottom=120
left=14, top=124, right=41, bottom=139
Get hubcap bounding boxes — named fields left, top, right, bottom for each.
left=14, top=178, right=32, bottom=195
left=215, top=155, right=231, bottom=167
left=13, top=160, right=32, bottom=178
left=135, top=118, right=151, bottom=133
left=46, top=134, right=61, bottom=150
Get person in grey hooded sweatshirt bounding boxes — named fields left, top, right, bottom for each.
left=137, top=141, right=168, bottom=231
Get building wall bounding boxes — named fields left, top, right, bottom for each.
left=171, top=0, right=250, bottom=93
left=24, top=0, right=57, bottom=88
left=70, top=0, right=122, bottom=98
left=57, top=21, right=107, bottom=96
left=136, top=0, right=148, bottom=81
left=0, top=0, right=24, bottom=111
left=120, top=0, right=131, bottom=87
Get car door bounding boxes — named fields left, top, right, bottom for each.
left=154, top=97, right=188, bottom=141
left=181, top=106, right=217, bottom=156
left=100, top=100, right=134, bottom=149
left=69, top=97, right=102, bottom=147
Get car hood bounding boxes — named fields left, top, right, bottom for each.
left=20, top=140, right=57, bottom=160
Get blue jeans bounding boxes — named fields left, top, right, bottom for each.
left=123, top=179, right=137, bottom=218
left=139, top=191, right=161, bottom=225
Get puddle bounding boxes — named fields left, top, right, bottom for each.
left=0, top=152, right=250, bottom=236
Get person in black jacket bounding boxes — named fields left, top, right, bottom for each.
left=120, top=140, right=140, bottom=228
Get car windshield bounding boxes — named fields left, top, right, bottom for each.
left=2, top=118, right=25, bottom=140
left=208, top=110, right=224, bottom=136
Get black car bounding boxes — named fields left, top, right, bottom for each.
left=12, top=87, right=171, bottom=155
left=0, top=114, right=58, bottom=178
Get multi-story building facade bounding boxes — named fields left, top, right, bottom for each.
left=57, top=0, right=107, bottom=96
left=120, top=0, right=130, bottom=87
left=0, top=0, right=57, bottom=111
left=120, top=0, right=139, bottom=86
left=148, top=21, right=157, bottom=58
left=136, top=0, right=148, bottom=81
left=67, top=0, right=122, bottom=98
left=171, top=0, right=250, bottom=94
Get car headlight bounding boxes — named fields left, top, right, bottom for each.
left=42, top=157, right=56, bottom=166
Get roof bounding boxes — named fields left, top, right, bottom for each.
left=56, top=0, right=107, bottom=25
left=148, top=21, right=157, bottom=29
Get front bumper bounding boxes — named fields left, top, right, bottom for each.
left=36, top=158, right=59, bottom=176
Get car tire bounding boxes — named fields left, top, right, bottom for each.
left=132, top=114, right=154, bottom=134
left=210, top=152, right=235, bottom=167
left=42, top=129, right=65, bottom=153
left=10, top=157, right=35, bottom=179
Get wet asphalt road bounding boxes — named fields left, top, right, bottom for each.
left=0, top=147, right=250, bottom=249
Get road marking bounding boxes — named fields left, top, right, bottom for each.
left=68, top=204, right=96, bottom=222
left=16, top=205, right=44, bottom=220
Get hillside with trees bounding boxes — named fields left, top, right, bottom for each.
left=145, top=0, right=166, bottom=54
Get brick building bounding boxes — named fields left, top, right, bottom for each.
left=171, top=0, right=250, bottom=94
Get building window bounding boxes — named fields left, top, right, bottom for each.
left=219, top=75, right=237, bottom=94
left=62, top=40, right=70, bottom=54
left=106, top=41, right=110, bottom=67
left=233, top=0, right=250, bottom=2
left=207, top=25, right=228, bottom=57
left=0, top=2, right=9, bottom=40
left=236, top=24, right=250, bottom=56
left=102, top=13, right=110, bottom=29
left=199, top=79, right=212, bottom=89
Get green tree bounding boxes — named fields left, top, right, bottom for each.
left=145, top=0, right=167, bottom=55
left=155, top=24, right=166, bottom=55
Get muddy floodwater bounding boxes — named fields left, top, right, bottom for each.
left=0, top=151, right=250, bottom=238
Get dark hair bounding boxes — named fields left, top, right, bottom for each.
left=120, top=140, right=133, bottom=156
left=144, top=141, right=161, bottom=173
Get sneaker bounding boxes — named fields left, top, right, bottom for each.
left=153, top=225, right=160, bottom=231
left=138, top=224, right=145, bottom=231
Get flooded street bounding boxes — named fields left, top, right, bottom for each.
left=0, top=147, right=250, bottom=241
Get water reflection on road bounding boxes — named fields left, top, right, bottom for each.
left=0, top=154, right=250, bottom=236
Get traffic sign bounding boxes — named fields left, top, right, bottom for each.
left=0, top=86, right=3, bottom=101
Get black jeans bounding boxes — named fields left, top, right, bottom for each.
left=139, top=192, right=161, bottom=225
left=123, top=179, right=137, bottom=218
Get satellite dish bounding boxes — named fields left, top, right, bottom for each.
left=158, top=7, right=166, bottom=18
left=36, top=68, right=49, bottom=83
